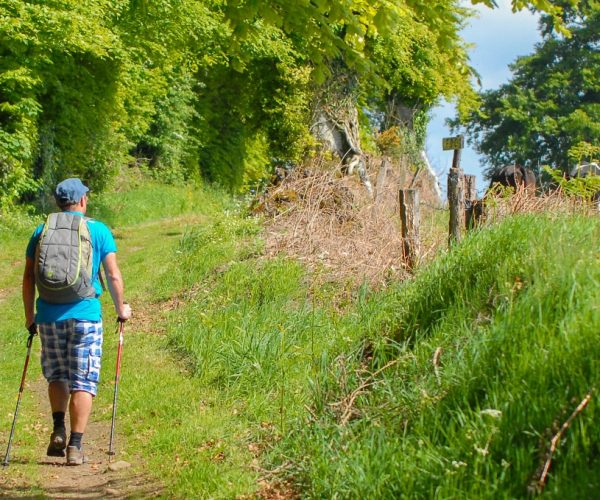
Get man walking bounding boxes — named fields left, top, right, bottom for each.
left=22, top=178, right=132, bottom=465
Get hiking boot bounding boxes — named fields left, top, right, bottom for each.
left=46, top=430, right=67, bottom=457
left=66, top=446, right=85, bottom=466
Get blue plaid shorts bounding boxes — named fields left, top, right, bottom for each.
left=39, top=320, right=103, bottom=396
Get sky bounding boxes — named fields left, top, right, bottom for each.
left=425, top=0, right=542, bottom=197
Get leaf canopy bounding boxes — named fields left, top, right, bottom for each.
left=456, top=1, right=599, bottom=177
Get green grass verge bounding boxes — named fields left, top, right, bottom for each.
left=112, top=209, right=343, bottom=498
left=90, top=189, right=600, bottom=498
left=87, top=179, right=229, bottom=228
left=0, top=222, right=45, bottom=493
left=274, top=214, right=600, bottom=498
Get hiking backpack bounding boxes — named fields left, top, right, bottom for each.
left=35, top=212, right=96, bottom=303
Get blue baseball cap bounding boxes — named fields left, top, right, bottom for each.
left=54, top=178, right=89, bottom=205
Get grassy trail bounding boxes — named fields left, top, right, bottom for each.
left=0, top=212, right=250, bottom=498
left=1, top=180, right=286, bottom=498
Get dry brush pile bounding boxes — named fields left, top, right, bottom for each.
left=253, top=156, right=445, bottom=289
left=255, top=157, right=599, bottom=293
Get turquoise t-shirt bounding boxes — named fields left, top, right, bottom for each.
left=26, top=211, right=117, bottom=323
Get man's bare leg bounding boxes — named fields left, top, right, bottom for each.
left=48, top=380, right=69, bottom=412
left=69, top=391, right=93, bottom=433
left=65, top=391, right=92, bottom=465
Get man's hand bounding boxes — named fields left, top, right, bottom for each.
left=117, top=302, right=132, bottom=322
left=27, top=323, right=37, bottom=335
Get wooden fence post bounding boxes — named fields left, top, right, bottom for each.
left=463, top=175, right=476, bottom=202
left=443, top=134, right=465, bottom=245
left=463, top=174, right=477, bottom=230
left=448, top=167, right=464, bottom=245
left=374, top=157, right=389, bottom=203
left=399, top=188, right=420, bottom=269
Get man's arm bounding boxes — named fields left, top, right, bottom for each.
left=22, top=257, right=36, bottom=328
left=102, top=252, right=131, bottom=321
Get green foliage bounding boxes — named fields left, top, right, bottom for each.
left=0, top=0, right=127, bottom=187
left=0, top=0, right=586, bottom=207
left=375, top=126, right=423, bottom=166
left=239, top=133, right=271, bottom=192
left=457, top=2, right=600, bottom=178
left=368, top=1, right=478, bottom=124
left=0, top=0, right=216, bottom=198
left=0, top=157, right=41, bottom=212
left=195, top=26, right=312, bottom=190
left=544, top=164, right=600, bottom=199
left=169, top=256, right=307, bottom=387
left=568, top=140, right=600, bottom=165
left=135, top=71, right=202, bottom=184
left=218, top=0, right=403, bottom=80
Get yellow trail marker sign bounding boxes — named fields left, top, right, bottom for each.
left=442, top=136, right=464, bottom=151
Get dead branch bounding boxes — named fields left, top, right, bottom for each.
left=337, top=359, right=399, bottom=425
left=536, top=392, right=592, bottom=492
left=409, top=165, right=422, bottom=189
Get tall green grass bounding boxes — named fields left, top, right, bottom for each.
left=117, top=209, right=349, bottom=497
left=273, top=214, right=600, bottom=498
left=119, top=193, right=599, bottom=497
left=87, top=179, right=229, bottom=228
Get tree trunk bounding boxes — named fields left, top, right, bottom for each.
left=311, top=69, right=373, bottom=196
left=383, top=93, right=421, bottom=131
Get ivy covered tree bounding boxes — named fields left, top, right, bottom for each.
left=456, top=1, right=599, bottom=178
left=368, top=0, right=478, bottom=140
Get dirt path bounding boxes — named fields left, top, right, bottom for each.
left=1, top=355, right=162, bottom=499
left=39, top=376, right=161, bottom=499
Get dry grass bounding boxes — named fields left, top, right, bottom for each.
left=255, top=156, right=445, bottom=289
left=480, top=184, right=600, bottom=225
left=256, top=160, right=599, bottom=293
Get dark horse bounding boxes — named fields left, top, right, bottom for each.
left=488, top=164, right=536, bottom=193
left=467, top=164, right=537, bottom=228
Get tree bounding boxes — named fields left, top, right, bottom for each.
left=0, top=0, right=589, bottom=208
left=456, top=2, right=599, bottom=178
left=368, top=0, right=477, bottom=139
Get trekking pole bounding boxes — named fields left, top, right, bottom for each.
left=3, top=325, right=37, bottom=467
left=108, top=319, right=125, bottom=461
